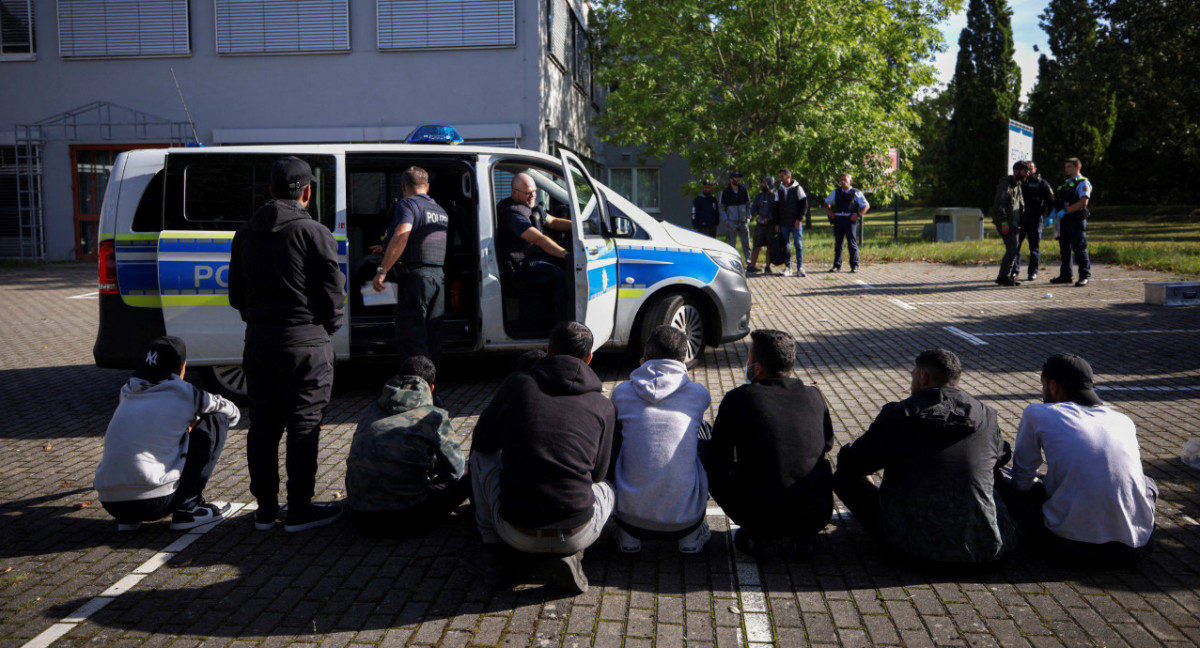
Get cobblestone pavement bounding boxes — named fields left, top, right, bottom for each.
left=2, top=260, right=1198, bottom=648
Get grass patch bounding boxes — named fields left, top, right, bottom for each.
left=728, top=205, right=1200, bottom=276
left=0, top=571, right=28, bottom=589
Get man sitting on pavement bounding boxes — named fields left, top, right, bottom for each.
left=467, top=321, right=615, bottom=593
left=832, top=349, right=1015, bottom=568
left=1000, top=353, right=1157, bottom=566
left=94, top=336, right=240, bottom=531
left=703, top=329, right=834, bottom=558
left=609, top=326, right=712, bottom=554
left=345, top=355, right=468, bottom=537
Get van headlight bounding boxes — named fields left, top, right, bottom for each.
left=707, top=251, right=744, bottom=276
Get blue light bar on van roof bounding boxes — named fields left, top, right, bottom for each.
left=406, top=124, right=464, bottom=145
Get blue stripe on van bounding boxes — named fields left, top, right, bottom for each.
left=613, top=246, right=718, bottom=288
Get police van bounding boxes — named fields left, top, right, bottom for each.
left=93, top=127, right=752, bottom=397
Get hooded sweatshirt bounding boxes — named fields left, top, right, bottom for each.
left=94, top=377, right=240, bottom=502
left=345, top=375, right=465, bottom=513
left=228, top=199, right=346, bottom=346
left=752, top=176, right=777, bottom=225
left=835, top=386, right=1015, bottom=563
left=471, top=354, right=615, bottom=528
left=611, top=359, right=711, bottom=531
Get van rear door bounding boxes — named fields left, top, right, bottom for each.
left=159, top=152, right=348, bottom=364
left=558, top=150, right=617, bottom=349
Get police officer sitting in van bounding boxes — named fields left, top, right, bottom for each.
left=496, top=173, right=572, bottom=319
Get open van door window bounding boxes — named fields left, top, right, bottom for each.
left=558, top=150, right=617, bottom=350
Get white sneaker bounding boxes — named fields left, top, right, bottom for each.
left=781, top=268, right=794, bottom=277
left=677, top=520, right=711, bottom=554
left=613, top=525, right=642, bottom=554
left=795, top=267, right=807, bottom=277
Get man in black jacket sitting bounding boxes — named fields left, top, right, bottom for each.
left=467, top=321, right=615, bottom=593
left=832, top=349, right=1016, bottom=568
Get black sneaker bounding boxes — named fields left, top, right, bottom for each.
left=170, top=500, right=231, bottom=531
left=254, top=504, right=286, bottom=531
left=284, top=503, right=343, bottom=532
left=849, top=266, right=858, bottom=273
left=1049, top=275, right=1073, bottom=284
left=1028, top=273, right=1038, bottom=281
left=996, top=276, right=1020, bottom=286
left=549, top=551, right=588, bottom=594
left=827, top=266, right=840, bottom=273
left=1074, top=278, right=1090, bottom=287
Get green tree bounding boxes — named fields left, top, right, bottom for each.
left=909, top=84, right=955, bottom=204
left=1094, top=0, right=1200, bottom=202
left=944, top=0, right=1021, bottom=210
left=1023, top=0, right=1115, bottom=188
left=592, top=0, right=961, bottom=202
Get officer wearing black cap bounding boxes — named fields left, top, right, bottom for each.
left=229, top=156, right=346, bottom=533
left=372, top=166, right=450, bottom=366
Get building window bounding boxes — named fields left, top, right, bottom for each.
left=58, top=0, right=189, bottom=59
left=609, top=167, right=660, bottom=213
left=378, top=0, right=515, bottom=50
left=215, top=0, right=349, bottom=55
left=0, top=0, right=35, bottom=59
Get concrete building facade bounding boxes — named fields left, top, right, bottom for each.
left=0, top=0, right=609, bottom=262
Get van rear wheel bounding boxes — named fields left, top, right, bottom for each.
left=203, top=365, right=250, bottom=403
left=643, top=294, right=706, bottom=368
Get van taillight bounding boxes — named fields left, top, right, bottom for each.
left=98, top=240, right=118, bottom=294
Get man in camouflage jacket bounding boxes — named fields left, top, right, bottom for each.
left=345, top=356, right=468, bottom=536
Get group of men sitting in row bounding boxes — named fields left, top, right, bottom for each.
left=94, top=326, right=1156, bottom=594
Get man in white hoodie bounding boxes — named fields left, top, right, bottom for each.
left=609, top=326, right=712, bottom=553
left=94, top=336, right=240, bottom=531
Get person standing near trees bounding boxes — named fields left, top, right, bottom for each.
left=775, top=169, right=808, bottom=277
left=691, top=179, right=720, bottom=237
left=747, top=176, right=776, bottom=274
left=824, top=173, right=869, bottom=273
left=991, top=161, right=1028, bottom=286
left=719, top=172, right=751, bottom=262
left=1049, top=158, right=1093, bottom=287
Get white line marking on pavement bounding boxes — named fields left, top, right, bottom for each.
left=20, top=502, right=245, bottom=648
left=976, top=329, right=1200, bottom=338
left=909, top=299, right=1125, bottom=306
left=67, top=292, right=98, bottom=299
left=853, top=279, right=875, bottom=289
left=1096, top=385, right=1200, bottom=393
left=945, top=326, right=989, bottom=346
left=889, top=298, right=916, bottom=310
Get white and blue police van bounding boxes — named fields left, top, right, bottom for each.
left=93, top=126, right=752, bottom=397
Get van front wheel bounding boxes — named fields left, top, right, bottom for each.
left=643, top=294, right=706, bottom=368
left=202, top=365, right=250, bottom=404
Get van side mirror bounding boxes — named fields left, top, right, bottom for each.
left=613, top=216, right=636, bottom=238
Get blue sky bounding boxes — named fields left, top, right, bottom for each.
left=932, top=0, right=1051, bottom=100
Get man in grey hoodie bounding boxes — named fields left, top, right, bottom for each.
left=609, top=326, right=712, bottom=554
left=94, top=336, right=240, bottom=531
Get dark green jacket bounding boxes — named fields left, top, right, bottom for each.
left=991, top=175, right=1024, bottom=229
left=345, top=375, right=465, bottom=513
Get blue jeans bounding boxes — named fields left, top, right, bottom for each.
left=780, top=225, right=803, bottom=268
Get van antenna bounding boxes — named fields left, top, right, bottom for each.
left=170, top=67, right=201, bottom=145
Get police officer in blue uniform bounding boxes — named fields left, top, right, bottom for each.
left=1049, top=158, right=1093, bottom=287
left=691, top=179, right=720, bottom=237
left=824, top=173, right=870, bottom=272
left=374, top=166, right=451, bottom=365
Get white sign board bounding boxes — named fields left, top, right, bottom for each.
left=1008, top=120, right=1034, bottom=170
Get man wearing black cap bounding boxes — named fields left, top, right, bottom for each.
left=1003, top=353, right=1157, bottom=565
left=691, top=179, right=719, bottom=237
left=229, top=156, right=347, bottom=533
left=94, top=336, right=240, bottom=531
left=719, top=172, right=751, bottom=261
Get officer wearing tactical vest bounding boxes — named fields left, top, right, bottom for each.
left=1049, top=158, right=1093, bottom=287
left=374, top=166, right=451, bottom=365
left=824, top=173, right=870, bottom=273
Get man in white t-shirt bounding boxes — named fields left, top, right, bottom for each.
left=1001, top=353, right=1157, bottom=565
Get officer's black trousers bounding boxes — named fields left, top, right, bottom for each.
left=394, top=267, right=444, bottom=366
left=243, top=341, right=334, bottom=511
left=1057, top=217, right=1091, bottom=280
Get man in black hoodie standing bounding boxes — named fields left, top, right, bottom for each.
left=229, top=156, right=346, bottom=533
left=832, top=349, right=1015, bottom=567
left=467, top=321, right=615, bottom=593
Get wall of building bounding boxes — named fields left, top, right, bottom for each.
left=0, top=0, right=589, bottom=261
